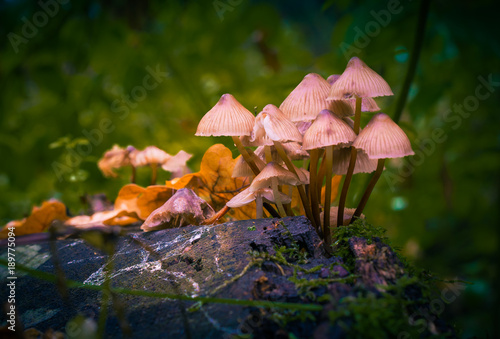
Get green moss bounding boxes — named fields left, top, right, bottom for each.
left=331, top=218, right=389, bottom=271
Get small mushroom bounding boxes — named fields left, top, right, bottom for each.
left=195, top=93, right=260, bottom=176
left=249, top=161, right=301, bottom=217
left=131, top=146, right=171, bottom=185
left=350, top=113, right=414, bottom=222
left=141, top=188, right=214, bottom=232
left=98, top=145, right=136, bottom=182
left=227, top=187, right=291, bottom=219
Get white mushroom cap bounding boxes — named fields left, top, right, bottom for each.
left=226, top=187, right=291, bottom=208
left=196, top=93, right=255, bottom=137
left=302, top=109, right=357, bottom=150
left=327, top=57, right=393, bottom=100
left=131, top=146, right=170, bottom=167
left=352, top=113, right=414, bottom=159
left=280, top=73, right=333, bottom=122
left=249, top=162, right=302, bottom=191
left=250, top=104, right=303, bottom=145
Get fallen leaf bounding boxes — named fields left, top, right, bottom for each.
left=114, top=184, right=174, bottom=220
left=65, top=210, right=140, bottom=228
left=165, top=144, right=253, bottom=221
left=0, top=199, right=69, bottom=238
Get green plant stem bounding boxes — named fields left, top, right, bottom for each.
left=273, top=141, right=317, bottom=231
left=323, top=145, right=334, bottom=244
left=150, top=164, right=157, bottom=185
left=97, top=257, right=114, bottom=339
left=351, top=158, right=386, bottom=222
left=309, top=149, right=321, bottom=228
left=337, top=96, right=362, bottom=227
left=392, top=0, right=430, bottom=124
left=232, top=136, right=260, bottom=176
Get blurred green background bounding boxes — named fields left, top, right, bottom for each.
left=1, top=0, right=498, bottom=336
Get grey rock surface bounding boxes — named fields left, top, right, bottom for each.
left=0, top=216, right=455, bottom=338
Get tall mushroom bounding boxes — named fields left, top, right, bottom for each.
left=302, top=109, right=356, bottom=243
left=327, top=57, right=393, bottom=227
left=350, top=113, right=414, bottom=221
left=195, top=93, right=260, bottom=176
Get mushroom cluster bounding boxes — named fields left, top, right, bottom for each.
left=195, top=57, right=414, bottom=248
left=98, top=144, right=192, bottom=185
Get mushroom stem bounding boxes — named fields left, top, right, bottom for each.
left=151, top=164, right=158, bottom=185
left=130, top=165, right=136, bottom=184
left=273, top=141, right=317, bottom=231
left=309, top=149, right=321, bottom=228
left=271, top=177, right=286, bottom=217
left=263, top=202, right=280, bottom=218
left=337, top=96, right=362, bottom=227
left=256, top=194, right=263, bottom=219
left=353, top=95, right=362, bottom=134
left=264, top=146, right=286, bottom=217
left=316, top=149, right=326, bottom=202
left=351, top=158, right=386, bottom=222
left=284, top=201, right=295, bottom=216
left=232, top=136, right=260, bottom=176
left=323, top=145, right=334, bottom=244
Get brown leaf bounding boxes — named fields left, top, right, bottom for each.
left=165, top=144, right=253, bottom=221
left=65, top=210, right=140, bottom=228
left=0, top=199, right=69, bottom=238
left=114, top=184, right=174, bottom=220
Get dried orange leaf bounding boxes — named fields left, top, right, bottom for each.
left=65, top=210, right=140, bottom=228
left=165, top=173, right=200, bottom=190
left=114, top=184, right=173, bottom=220
left=1, top=199, right=69, bottom=238
left=164, top=144, right=253, bottom=221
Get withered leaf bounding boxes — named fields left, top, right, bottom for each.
left=0, top=199, right=69, bottom=238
